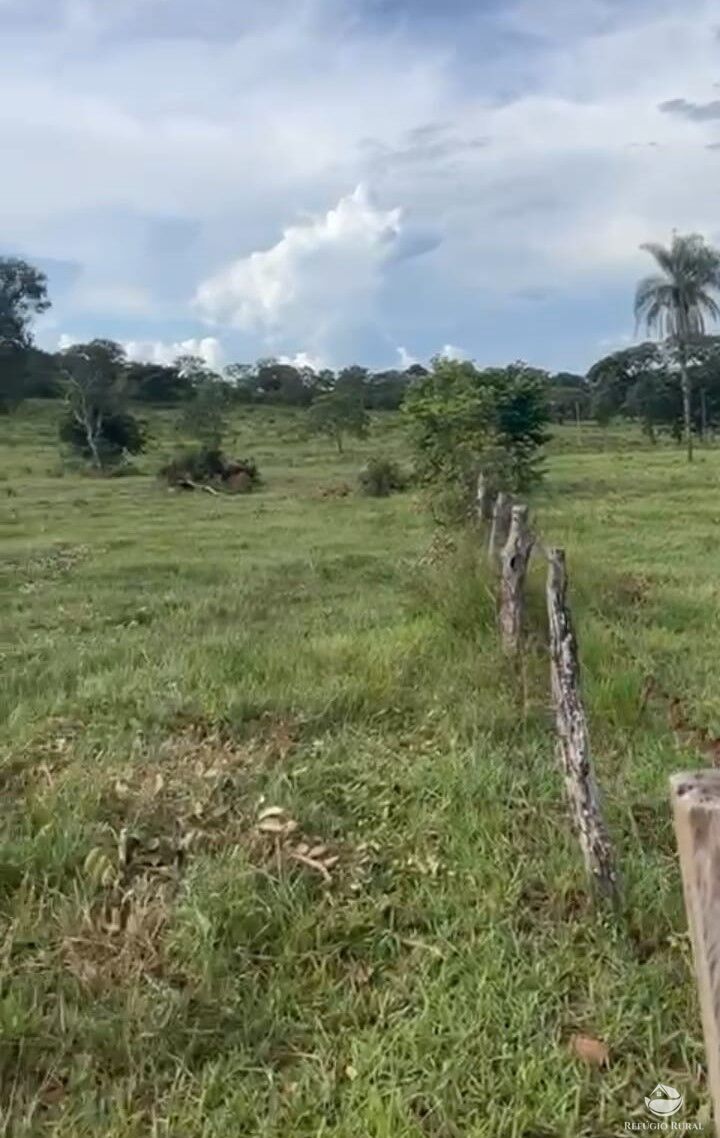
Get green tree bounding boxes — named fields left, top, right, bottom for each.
left=125, top=360, right=192, bottom=403
left=635, top=232, right=720, bottom=461
left=307, top=388, right=369, bottom=453
left=403, top=357, right=550, bottom=498
left=0, top=257, right=51, bottom=411
left=176, top=355, right=229, bottom=447
left=586, top=339, right=720, bottom=442
left=59, top=339, right=146, bottom=469
left=587, top=343, right=668, bottom=429
left=547, top=372, right=590, bottom=425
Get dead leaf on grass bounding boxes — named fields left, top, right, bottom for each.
left=569, top=1033, right=609, bottom=1068
left=258, top=806, right=287, bottom=822
left=290, top=851, right=332, bottom=882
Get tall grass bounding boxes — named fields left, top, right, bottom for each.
left=0, top=402, right=716, bottom=1134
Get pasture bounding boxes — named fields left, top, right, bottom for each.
left=1, top=403, right=718, bottom=1135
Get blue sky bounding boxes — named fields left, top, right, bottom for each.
left=3, top=0, right=720, bottom=374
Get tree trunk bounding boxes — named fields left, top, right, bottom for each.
left=546, top=548, right=618, bottom=899
left=499, top=505, right=534, bottom=654
left=74, top=401, right=102, bottom=470
left=679, top=343, right=693, bottom=462
left=86, top=420, right=102, bottom=469
left=701, top=388, right=708, bottom=444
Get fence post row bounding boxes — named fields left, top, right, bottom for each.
left=545, top=547, right=618, bottom=899
left=488, top=491, right=512, bottom=563
left=670, top=772, right=720, bottom=1137
left=499, top=505, right=534, bottom=655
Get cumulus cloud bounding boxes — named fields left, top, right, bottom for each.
left=58, top=333, right=224, bottom=369
left=10, top=0, right=720, bottom=371
left=123, top=337, right=224, bottom=369
left=194, top=185, right=403, bottom=358
left=278, top=350, right=326, bottom=371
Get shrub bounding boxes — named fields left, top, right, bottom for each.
left=58, top=409, right=147, bottom=469
left=403, top=358, right=550, bottom=513
left=358, top=456, right=408, bottom=497
left=159, top=446, right=260, bottom=493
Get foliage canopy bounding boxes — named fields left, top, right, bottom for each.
left=403, top=357, right=550, bottom=498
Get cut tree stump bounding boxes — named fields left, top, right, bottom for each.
left=546, top=547, right=618, bottom=899
left=476, top=472, right=495, bottom=524
left=671, top=770, right=720, bottom=1137
left=488, top=492, right=512, bottom=563
left=499, top=504, right=534, bottom=654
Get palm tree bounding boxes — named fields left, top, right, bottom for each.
left=634, top=232, right=720, bottom=461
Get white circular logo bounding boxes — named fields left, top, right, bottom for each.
left=645, top=1084, right=683, bottom=1117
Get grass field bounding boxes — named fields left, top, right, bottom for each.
left=1, top=402, right=719, bottom=1136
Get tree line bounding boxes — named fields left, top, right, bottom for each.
left=3, top=234, right=720, bottom=468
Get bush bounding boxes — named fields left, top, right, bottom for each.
left=159, top=446, right=261, bottom=493
left=58, top=409, right=147, bottom=469
left=358, top=456, right=408, bottom=497
left=403, top=358, right=550, bottom=511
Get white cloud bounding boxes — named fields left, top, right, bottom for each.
left=10, top=0, right=720, bottom=370
left=194, top=185, right=402, bottom=358
left=124, top=336, right=224, bottom=369
left=278, top=350, right=326, bottom=372
left=58, top=333, right=224, bottom=369
left=439, top=343, right=468, bottom=361
left=396, top=345, right=418, bottom=368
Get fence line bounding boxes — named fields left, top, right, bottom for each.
left=477, top=470, right=717, bottom=1128
left=476, top=473, right=617, bottom=900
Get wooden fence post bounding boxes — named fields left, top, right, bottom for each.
left=670, top=770, right=720, bottom=1136
left=546, top=548, right=618, bottom=899
left=488, top=492, right=512, bottom=563
left=476, top=472, right=495, bottom=524
left=499, top=505, right=534, bottom=654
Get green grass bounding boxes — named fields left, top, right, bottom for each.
left=0, top=402, right=717, bottom=1135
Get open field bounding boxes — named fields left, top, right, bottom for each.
left=2, top=403, right=720, bottom=1135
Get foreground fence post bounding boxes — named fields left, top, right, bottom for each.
left=499, top=505, right=534, bottom=654
left=670, top=771, right=720, bottom=1136
left=546, top=548, right=618, bottom=899
left=488, top=492, right=512, bottom=564
left=476, top=472, right=495, bottom=524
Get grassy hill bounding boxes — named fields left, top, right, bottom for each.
left=1, top=401, right=718, bottom=1135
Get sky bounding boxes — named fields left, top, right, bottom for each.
left=3, top=0, right=720, bottom=374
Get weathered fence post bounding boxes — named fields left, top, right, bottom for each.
left=476, top=472, right=495, bottom=524
left=670, top=771, right=720, bottom=1136
left=546, top=548, right=618, bottom=899
left=488, top=492, right=512, bottom=564
left=499, top=505, right=534, bottom=654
